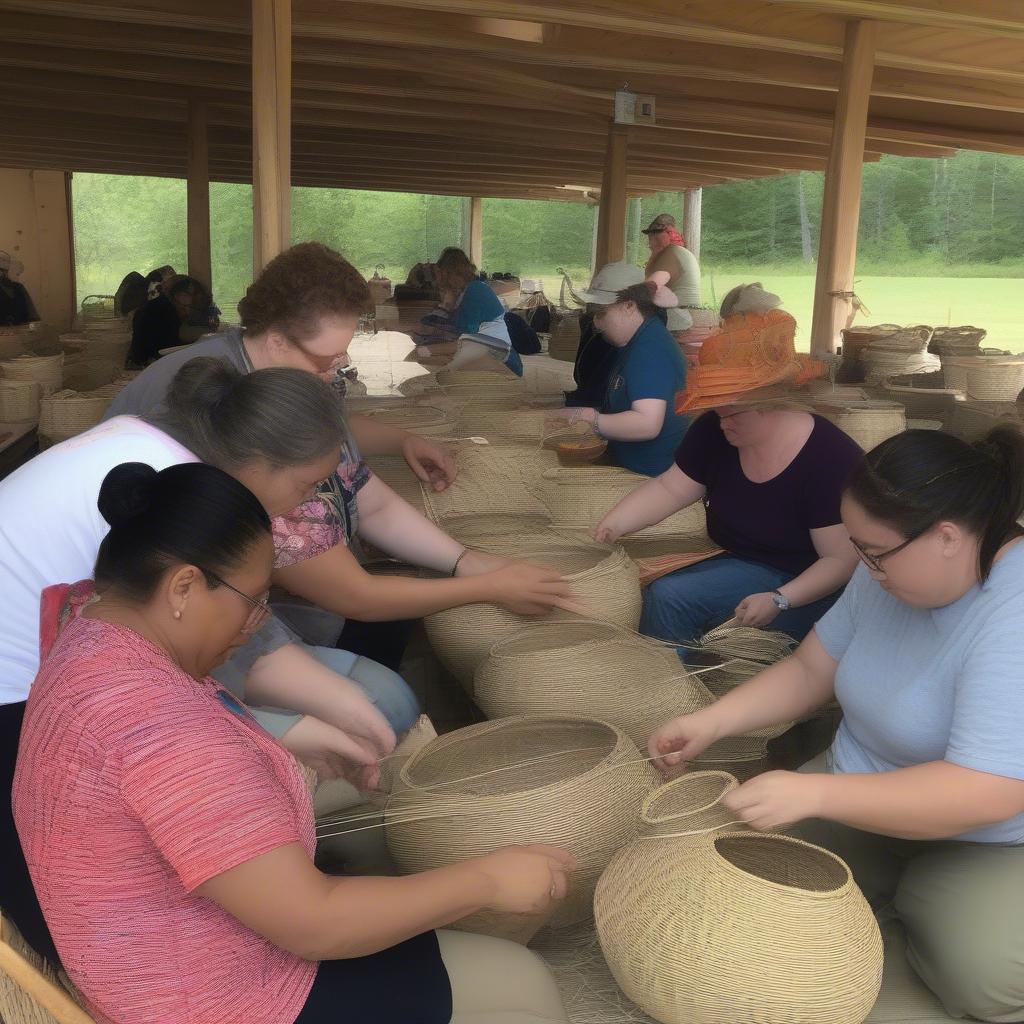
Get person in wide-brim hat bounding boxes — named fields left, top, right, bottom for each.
left=549, top=264, right=690, bottom=477
left=591, top=362, right=862, bottom=651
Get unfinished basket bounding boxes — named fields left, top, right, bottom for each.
left=421, top=442, right=557, bottom=523
left=0, top=355, right=63, bottom=397
left=596, top=829, right=883, bottom=1024
left=385, top=715, right=658, bottom=941
left=436, top=511, right=554, bottom=544
left=424, top=544, right=641, bottom=689
left=364, top=455, right=427, bottom=513
left=474, top=619, right=713, bottom=746
left=941, top=354, right=1024, bottom=402
left=0, top=380, right=40, bottom=423
left=538, top=466, right=712, bottom=545
left=815, top=399, right=906, bottom=452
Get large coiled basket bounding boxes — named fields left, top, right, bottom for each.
left=596, top=794, right=883, bottom=1024
left=474, top=619, right=712, bottom=746
left=385, top=715, right=658, bottom=943
left=424, top=544, right=641, bottom=689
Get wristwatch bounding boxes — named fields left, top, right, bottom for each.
left=770, top=590, right=791, bottom=611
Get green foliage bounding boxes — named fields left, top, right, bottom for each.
left=71, top=151, right=1024, bottom=319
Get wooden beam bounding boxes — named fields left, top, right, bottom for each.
left=811, top=20, right=876, bottom=356
left=186, top=98, right=212, bottom=289
left=466, top=197, right=483, bottom=267
left=683, top=188, right=702, bottom=263
left=784, top=0, right=1024, bottom=36
left=595, top=122, right=628, bottom=268
left=251, top=0, right=291, bottom=273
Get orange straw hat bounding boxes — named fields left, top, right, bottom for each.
left=675, top=305, right=827, bottom=413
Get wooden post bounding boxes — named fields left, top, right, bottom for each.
left=595, top=123, right=628, bottom=267
left=683, top=187, right=703, bottom=261
left=468, top=196, right=483, bottom=267
left=810, top=19, right=877, bottom=355
left=186, top=98, right=212, bottom=290
left=252, top=0, right=291, bottom=274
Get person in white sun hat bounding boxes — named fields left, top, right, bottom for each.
left=550, top=261, right=689, bottom=476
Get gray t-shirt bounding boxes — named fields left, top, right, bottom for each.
left=103, top=328, right=248, bottom=421
left=817, top=546, right=1024, bottom=844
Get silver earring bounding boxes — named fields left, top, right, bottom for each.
left=173, top=610, right=182, bottom=620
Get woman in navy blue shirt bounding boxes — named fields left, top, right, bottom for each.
left=550, top=264, right=687, bottom=476
left=594, top=394, right=863, bottom=647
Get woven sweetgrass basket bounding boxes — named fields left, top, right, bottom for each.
left=815, top=399, right=906, bottom=453
left=941, top=353, right=1024, bottom=402
left=424, top=543, right=641, bottom=690
left=0, top=326, right=30, bottom=361
left=0, top=380, right=40, bottom=423
left=363, top=454, right=427, bottom=513
left=385, top=715, right=658, bottom=942
left=436, top=511, right=554, bottom=545
left=597, top=828, right=883, bottom=1024
left=538, top=466, right=711, bottom=545
left=547, top=313, right=581, bottom=362
left=0, top=355, right=64, bottom=397
left=928, top=325, right=986, bottom=357
left=362, top=404, right=455, bottom=437
left=474, top=619, right=713, bottom=747
left=422, top=442, right=558, bottom=523
left=38, top=387, right=119, bottom=445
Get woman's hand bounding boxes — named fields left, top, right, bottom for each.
left=735, top=591, right=783, bottom=628
left=322, top=678, right=397, bottom=761
left=401, top=435, right=457, bottom=492
left=592, top=507, right=632, bottom=545
left=279, top=715, right=382, bottom=791
left=474, top=844, right=577, bottom=915
left=721, top=771, right=826, bottom=831
left=482, top=560, right=583, bottom=616
left=647, top=708, right=722, bottom=775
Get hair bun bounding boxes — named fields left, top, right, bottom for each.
left=164, top=356, right=243, bottom=421
left=97, top=462, right=159, bottom=528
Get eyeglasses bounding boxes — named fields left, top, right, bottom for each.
left=201, top=569, right=272, bottom=634
left=849, top=533, right=923, bottom=575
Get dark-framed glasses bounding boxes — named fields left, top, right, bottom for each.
left=849, top=533, right=922, bottom=574
left=201, top=569, right=271, bottom=634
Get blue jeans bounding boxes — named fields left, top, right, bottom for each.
left=640, top=555, right=841, bottom=652
left=220, top=643, right=421, bottom=738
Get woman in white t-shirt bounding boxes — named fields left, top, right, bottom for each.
left=649, top=425, right=1024, bottom=1022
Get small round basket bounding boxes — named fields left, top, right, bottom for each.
left=0, top=380, right=41, bottom=423
left=385, top=715, right=658, bottom=942
left=815, top=399, right=906, bottom=452
left=597, top=828, right=883, bottom=1024
left=424, top=544, right=641, bottom=690
left=941, top=353, right=1024, bottom=402
left=38, top=386, right=119, bottom=445
left=474, top=619, right=712, bottom=747
left=555, top=437, right=607, bottom=463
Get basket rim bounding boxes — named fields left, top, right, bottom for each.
left=641, top=771, right=737, bottom=826
left=712, top=831, right=853, bottom=898
left=394, top=714, right=627, bottom=799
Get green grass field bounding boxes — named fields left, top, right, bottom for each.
left=526, top=268, right=1024, bottom=354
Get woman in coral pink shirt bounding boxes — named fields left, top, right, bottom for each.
left=14, top=462, right=572, bottom=1024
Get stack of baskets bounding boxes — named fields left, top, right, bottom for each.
left=0, top=354, right=64, bottom=398
left=941, top=351, right=1024, bottom=402
left=859, top=326, right=936, bottom=385
left=815, top=399, right=906, bottom=452
left=928, top=325, right=986, bottom=357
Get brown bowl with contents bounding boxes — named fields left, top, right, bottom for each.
left=556, top=437, right=608, bottom=463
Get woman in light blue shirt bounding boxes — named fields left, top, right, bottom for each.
left=649, top=424, right=1024, bottom=1023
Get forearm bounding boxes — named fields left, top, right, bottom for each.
left=348, top=414, right=409, bottom=457
left=310, top=864, right=493, bottom=959
left=356, top=480, right=464, bottom=572
left=778, top=556, right=854, bottom=608
left=612, top=476, right=691, bottom=535
left=702, top=648, right=834, bottom=738
left=596, top=409, right=663, bottom=442
left=817, top=762, right=1021, bottom=840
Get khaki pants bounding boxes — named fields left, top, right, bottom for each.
left=796, top=754, right=1024, bottom=1022
left=439, top=930, right=567, bottom=1024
